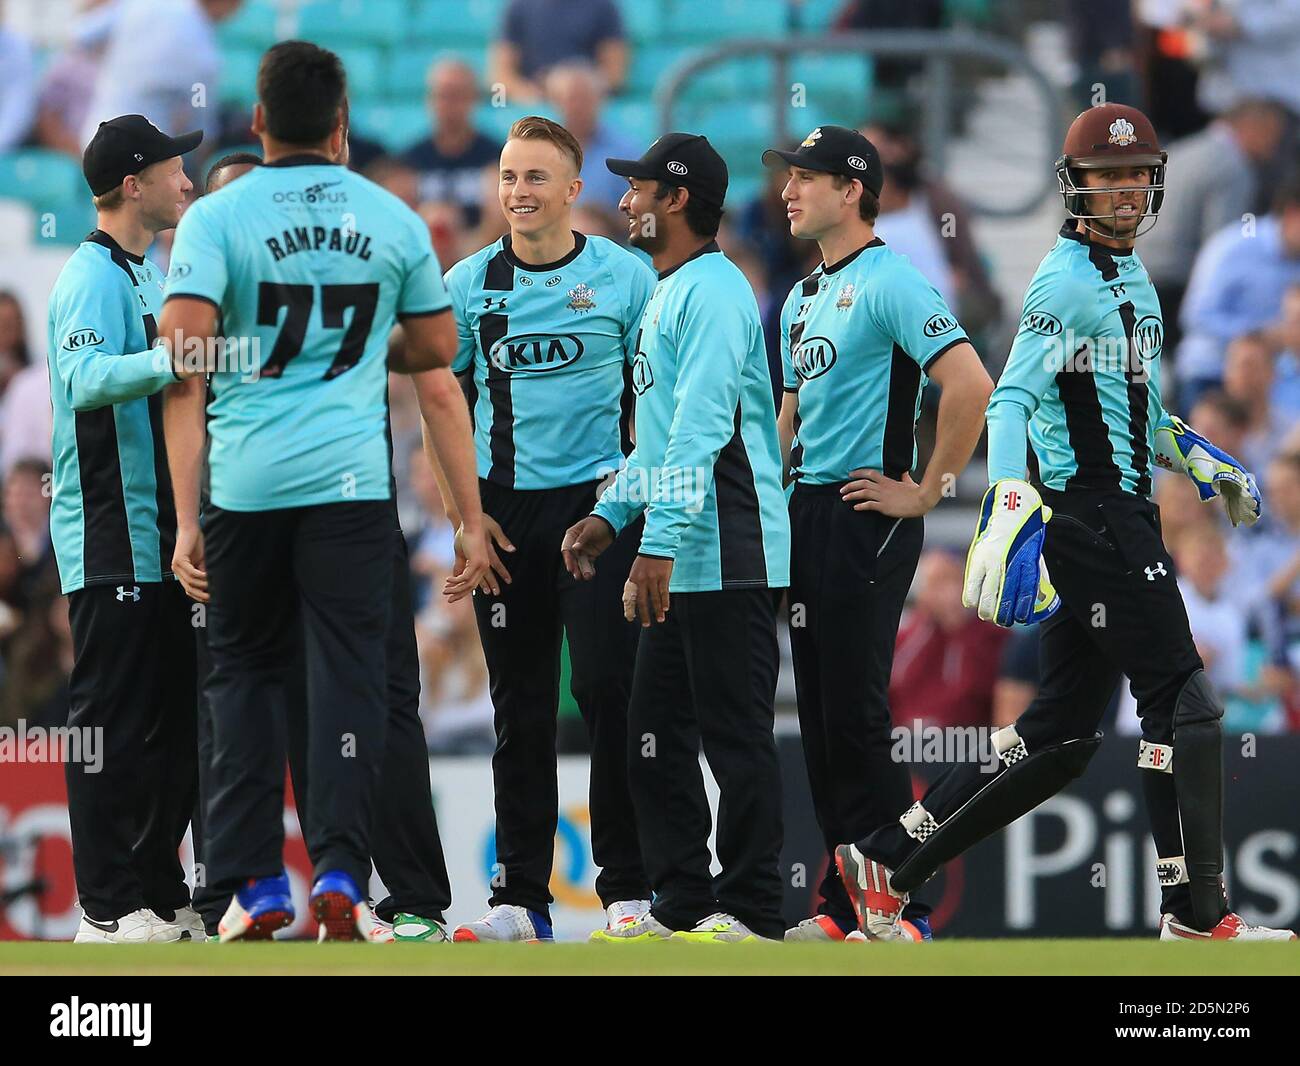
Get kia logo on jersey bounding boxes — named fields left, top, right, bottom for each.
left=792, top=336, right=837, bottom=380
left=1134, top=314, right=1163, bottom=358
left=1022, top=311, right=1062, bottom=337
left=488, top=333, right=585, bottom=372
left=63, top=329, right=104, bottom=351
left=923, top=313, right=957, bottom=338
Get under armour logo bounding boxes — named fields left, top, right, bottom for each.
left=116, top=585, right=141, bottom=602
left=1110, top=284, right=1126, bottom=297
left=1144, top=563, right=1167, bottom=581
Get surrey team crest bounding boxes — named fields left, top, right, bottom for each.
left=1108, top=117, right=1137, bottom=146
left=567, top=283, right=596, bottom=313
left=835, top=283, right=855, bottom=310
left=801, top=127, right=823, bottom=148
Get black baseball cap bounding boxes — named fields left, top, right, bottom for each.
left=82, top=115, right=204, bottom=196
left=762, top=125, right=884, bottom=198
left=606, top=132, right=728, bottom=210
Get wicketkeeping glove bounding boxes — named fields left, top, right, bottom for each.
left=1153, top=415, right=1262, bottom=528
left=963, top=479, right=1061, bottom=628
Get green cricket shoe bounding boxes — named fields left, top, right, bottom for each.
left=671, top=912, right=770, bottom=943
left=387, top=913, right=449, bottom=943
left=589, top=911, right=676, bottom=944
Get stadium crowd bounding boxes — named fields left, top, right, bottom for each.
left=0, top=0, right=1298, bottom=746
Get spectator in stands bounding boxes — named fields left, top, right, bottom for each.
left=32, top=1, right=117, bottom=157
left=0, top=293, right=51, bottom=476
left=398, top=58, right=501, bottom=229
left=1132, top=1, right=1209, bottom=139
left=363, top=157, right=420, bottom=211
left=0, top=1, right=36, bottom=152
left=490, top=0, right=627, bottom=104
left=832, top=0, right=943, bottom=100
left=544, top=63, right=637, bottom=216
left=1140, top=98, right=1287, bottom=356
left=79, top=0, right=242, bottom=150
left=1221, top=332, right=1283, bottom=474
left=1177, top=177, right=1300, bottom=403
left=864, top=122, right=1001, bottom=338
left=1270, top=283, right=1300, bottom=419
left=1189, top=0, right=1300, bottom=118
left=1065, top=0, right=1137, bottom=112
left=1, top=459, right=54, bottom=609
left=871, top=150, right=956, bottom=306
left=0, top=290, right=29, bottom=405
left=889, top=549, right=1008, bottom=730
left=1176, top=520, right=1287, bottom=732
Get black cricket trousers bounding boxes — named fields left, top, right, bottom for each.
left=860, top=488, right=1204, bottom=922
left=475, top=476, right=648, bottom=918
left=627, top=586, right=785, bottom=940
left=65, top=580, right=197, bottom=922
left=192, top=516, right=452, bottom=932
left=201, top=499, right=392, bottom=897
left=786, top=482, right=929, bottom=929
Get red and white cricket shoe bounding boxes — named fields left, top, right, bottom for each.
left=834, top=844, right=912, bottom=941
left=1159, top=912, right=1296, bottom=941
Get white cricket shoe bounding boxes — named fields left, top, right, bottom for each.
left=672, top=912, right=774, bottom=943
left=603, top=899, right=651, bottom=932
left=1160, top=912, right=1296, bottom=942
left=451, top=904, right=553, bottom=943
left=152, top=905, right=207, bottom=941
left=74, top=908, right=186, bottom=944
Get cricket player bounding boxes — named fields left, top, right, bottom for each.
left=765, top=126, right=993, bottom=942
left=434, top=116, right=652, bottom=943
left=834, top=103, right=1295, bottom=942
left=159, top=41, right=489, bottom=941
left=563, top=133, right=791, bottom=943
left=48, top=114, right=205, bottom=944
left=188, top=150, right=459, bottom=943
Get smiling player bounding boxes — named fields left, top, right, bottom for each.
left=435, top=117, right=654, bottom=943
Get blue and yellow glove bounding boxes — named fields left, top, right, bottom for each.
left=963, top=479, right=1061, bottom=627
left=1154, top=416, right=1262, bottom=528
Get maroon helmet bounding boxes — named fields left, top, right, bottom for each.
left=1055, top=103, right=1167, bottom=237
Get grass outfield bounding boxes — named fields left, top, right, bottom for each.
left=1, top=941, right=1296, bottom=976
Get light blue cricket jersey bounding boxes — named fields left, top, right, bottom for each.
left=444, top=232, right=655, bottom=489
left=164, top=154, right=450, bottom=511
left=47, top=230, right=179, bottom=593
left=593, top=243, right=790, bottom=593
left=988, top=223, right=1167, bottom=496
left=780, top=238, right=969, bottom=483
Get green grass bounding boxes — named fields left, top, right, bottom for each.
left=1, top=941, right=1296, bottom=976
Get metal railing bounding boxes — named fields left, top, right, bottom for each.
left=655, top=30, right=1065, bottom=217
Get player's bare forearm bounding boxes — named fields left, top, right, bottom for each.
left=412, top=369, right=481, bottom=535
left=157, top=295, right=218, bottom=380
left=162, top=376, right=206, bottom=530
left=920, top=342, right=993, bottom=507
left=391, top=309, right=456, bottom=374
left=777, top=390, right=798, bottom=485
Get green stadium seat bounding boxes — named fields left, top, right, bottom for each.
left=473, top=102, right=558, bottom=143
left=219, top=45, right=262, bottom=106
left=412, top=0, right=505, bottom=42
left=335, top=45, right=383, bottom=98
left=0, top=150, right=84, bottom=215
left=789, top=54, right=872, bottom=100
left=603, top=98, right=654, bottom=143
left=617, top=0, right=664, bottom=43
left=33, top=199, right=97, bottom=247
left=297, top=0, right=409, bottom=47
left=353, top=100, right=429, bottom=153
left=216, top=0, right=280, bottom=48
left=663, top=0, right=785, bottom=40
left=388, top=47, right=489, bottom=100
left=793, top=0, right=844, bottom=31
